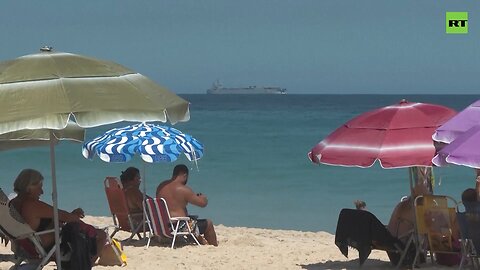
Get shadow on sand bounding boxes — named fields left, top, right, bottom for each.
left=120, top=236, right=197, bottom=249
left=299, top=258, right=393, bottom=270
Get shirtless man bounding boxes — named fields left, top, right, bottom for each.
left=385, top=184, right=428, bottom=265
left=156, top=164, right=218, bottom=246
left=387, top=184, right=429, bottom=240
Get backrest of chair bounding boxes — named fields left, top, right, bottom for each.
left=104, top=177, right=132, bottom=231
left=414, top=195, right=453, bottom=233
left=145, top=198, right=172, bottom=238
left=414, top=195, right=457, bottom=252
left=0, top=188, right=35, bottom=240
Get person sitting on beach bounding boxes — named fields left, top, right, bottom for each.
left=387, top=184, right=429, bottom=241
left=120, top=167, right=148, bottom=215
left=386, top=183, right=430, bottom=265
left=156, top=164, right=218, bottom=246
left=462, top=188, right=477, bottom=203
left=354, top=200, right=367, bottom=210
left=388, top=184, right=462, bottom=266
left=10, top=168, right=107, bottom=261
left=462, top=188, right=480, bottom=212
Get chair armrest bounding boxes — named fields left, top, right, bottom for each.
left=35, top=229, right=55, bottom=236
left=171, top=217, right=190, bottom=221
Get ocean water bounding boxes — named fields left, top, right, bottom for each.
left=0, top=94, right=477, bottom=234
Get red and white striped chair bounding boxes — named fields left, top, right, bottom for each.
left=144, top=197, right=200, bottom=249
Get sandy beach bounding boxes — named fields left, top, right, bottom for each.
left=0, top=215, right=458, bottom=270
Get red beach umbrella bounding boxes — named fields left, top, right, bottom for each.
left=308, top=99, right=457, bottom=169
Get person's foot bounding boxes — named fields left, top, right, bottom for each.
left=197, top=235, right=209, bottom=245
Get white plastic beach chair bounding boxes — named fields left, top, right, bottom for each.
left=144, top=197, right=200, bottom=249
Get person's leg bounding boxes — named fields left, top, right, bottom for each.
left=203, top=219, right=218, bottom=246
left=92, top=228, right=107, bottom=264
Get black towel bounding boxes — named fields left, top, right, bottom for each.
left=334, top=208, right=401, bottom=265
left=61, top=222, right=97, bottom=270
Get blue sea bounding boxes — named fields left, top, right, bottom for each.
left=0, top=94, right=477, bottom=234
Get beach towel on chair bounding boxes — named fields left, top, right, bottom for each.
left=335, top=208, right=405, bottom=266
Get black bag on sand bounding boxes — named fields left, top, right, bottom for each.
left=60, top=222, right=97, bottom=270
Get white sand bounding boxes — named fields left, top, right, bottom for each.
left=0, top=216, right=455, bottom=270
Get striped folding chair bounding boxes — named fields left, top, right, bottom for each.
left=145, top=197, right=200, bottom=249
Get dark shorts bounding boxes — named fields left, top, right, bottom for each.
left=196, top=219, right=208, bottom=235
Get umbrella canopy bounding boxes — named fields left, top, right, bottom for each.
left=0, top=47, right=190, bottom=135
left=0, top=122, right=84, bottom=151
left=308, top=99, right=457, bottom=169
left=82, top=122, right=203, bottom=163
left=432, top=125, right=480, bottom=169
left=432, top=100, right=480, bottom=144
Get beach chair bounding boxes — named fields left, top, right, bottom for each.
left=334, top=208, right=412, bottom=268
left=412, top=195, right=461, bottom=267
left=0, top=188, right=56, bottom=270
left=144, top=197, right=200, bottom=249
left=104, top=177, right=145, bottom=242
left=456, top=202, right=480, bottom=270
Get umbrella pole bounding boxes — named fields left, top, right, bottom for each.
left=408, top=167, right=414, bottom=195
left=142, top=163, right=147, bottom=238
left=141, top=163, right=154, bottom=241
left=50, top=130, right=62, bottom=270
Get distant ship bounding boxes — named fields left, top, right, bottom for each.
left=206, top=80, right=287, bottom=94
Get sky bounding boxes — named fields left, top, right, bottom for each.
left=1, top=1, right=479, bottom=94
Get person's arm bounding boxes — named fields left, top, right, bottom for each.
left=181, top=186, right=208, bottom=208
left=133, top=189, right=145, bottom=210
left=26, top=200, right=81, bottom=223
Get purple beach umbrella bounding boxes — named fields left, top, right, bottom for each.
left=432, top=100, right=480, bottom=144
left=432, top=125, right=480, bottom=169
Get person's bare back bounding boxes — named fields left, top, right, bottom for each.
left=156, top=164, right=217, bottom=246
left=157, top=178, right=208, bottom=217
left=157, top=180, right=188, bottom=217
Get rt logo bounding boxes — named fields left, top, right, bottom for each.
left=446, top=12, right=468, bottom=34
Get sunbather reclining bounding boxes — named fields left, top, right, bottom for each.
left=9, top=168, right=107, bottom=263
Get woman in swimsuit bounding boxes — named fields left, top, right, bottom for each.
left=10, top=169, right=106, bottom=260
left=120, top=167, right=144, bottom=214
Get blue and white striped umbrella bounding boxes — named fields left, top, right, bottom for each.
left=82, top=122, right=203, bottom=163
